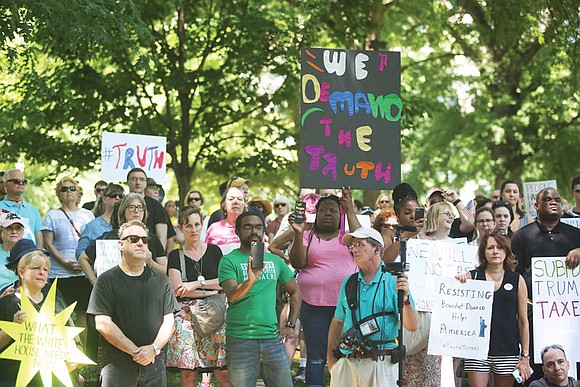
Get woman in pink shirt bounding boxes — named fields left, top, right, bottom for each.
left=288, top=191, right=360, bottom=387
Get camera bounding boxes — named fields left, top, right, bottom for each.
left=338, top=327, right=373, bottom=354
left=382, top=262, right=409, bottom=275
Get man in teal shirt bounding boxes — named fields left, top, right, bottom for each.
left=327, top=227, right=419, bottom=387
left=219, top=212, right=301, bottom=387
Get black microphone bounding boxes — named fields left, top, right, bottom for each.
left=393, top=224, right=417, bottom=232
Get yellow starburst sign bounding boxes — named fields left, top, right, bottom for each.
left=0, top=279, right=95, bottom=387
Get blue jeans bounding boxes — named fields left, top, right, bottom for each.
left=100, top=354, right=166, bottom=387
left=301, top=301, right=336, bottom=387
left=226, top=336, right=292, bottom=387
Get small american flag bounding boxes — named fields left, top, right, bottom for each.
left=461, top=199, right=475, bottom=219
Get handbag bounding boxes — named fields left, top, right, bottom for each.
left=178, top=249, right=227, bottom=338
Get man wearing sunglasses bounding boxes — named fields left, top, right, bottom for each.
left=81, top=180, right=108, bottom=211
left=512, top=187, right=580, bottom=385
left=88, top=220, right=178, bottom=387
left=0, top=169, right=43, bottom=248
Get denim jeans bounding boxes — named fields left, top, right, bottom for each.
left=226, top=336, right=293, bottom=387
left=301, top=301, right=336, bottom=387
left=100, top=354, right=166, bottom=387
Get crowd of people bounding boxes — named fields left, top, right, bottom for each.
left=0, top=167, right=579, bottom=387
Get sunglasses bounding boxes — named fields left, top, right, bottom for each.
left=188, top=197, right=202, bottom=202
left=60, top=186, right=77, bottom=193
left=122, top=235, right=151, bottom=244
left=6, top=179, right=27, bottom=185
left=106, top=192, right=125, bottom=199
left=274, top=203, right=287, bottom=208
left=380, top=200, right=390, bottom=204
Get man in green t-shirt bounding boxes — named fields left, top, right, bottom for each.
left=219, top=212, right=301, bottom=387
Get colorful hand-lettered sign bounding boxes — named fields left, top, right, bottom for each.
left=101, top=132, right=167, bottom=183
left=300, top=48, right=401, bottom=189
left=0, top=280, right=95, bottom=387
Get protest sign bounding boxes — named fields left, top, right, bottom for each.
left=561, top=217, right=580, bottom=229
left=523, top=180, right=557, bottom=219
left=299, top=48, right=401, bottom=189
left=101, top=132, right=167, bottom=183
left=428, top=277, right=494, bottom=359
left=95, top=239, right=121, bottom=276
left=0, top=280, right=94, bottom=386
left=532, top=256, right=580, bottom=364
left=406, top=239, right=478, bottom=312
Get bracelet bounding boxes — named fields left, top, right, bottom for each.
left=286, top=321, right=296, bottom=329
left=521, top=353, right=530, bottom=358
left=453, top=199, right=461, bottom=206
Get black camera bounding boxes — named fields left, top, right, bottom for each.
left=382, top=262, right=410, bottom=275
left=338, top=327, right=373, bottom=354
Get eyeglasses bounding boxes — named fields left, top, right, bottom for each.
left=476, top=219, right=494, bottom=224
left=440, top=211, right=454, bottom=218
left=127, top=205, right=145, bottom=212
left=241, top=224, right=264, bottom=232
left=122, top=235, right=151, bottom=244
left=6, top=179, right=27, bottom=185
left=106, top=192, right=125, bottom=199
left=541, top=196, right=562, bottom=203
left=382, top=223, right=395, bottom=229
left=348, top=242, right=371, bottom=252
left=274, top=203, right=287, bottom=208
left=5, top=224, right=24, bottom=232
left=540, top=344, right=565, bottom=362
left=188, top=197, right=202, bottom=203
left=128, top=177, right=147, bottom=183
left=60, top=186, right=77, bottom=193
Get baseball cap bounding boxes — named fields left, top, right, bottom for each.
left=358, top=206, right=374, bottom=215
left=227, top=177, right=252, bottom=188
left=0, top=212, right=25, bottom=228
left=426, top=188, right=445, bottom=201
left=146, top=178, right=161, bottom=188
left=342, top=227, right=385, bottom=248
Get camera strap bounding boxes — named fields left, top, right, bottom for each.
left=345, top=273, right=395, bottom=346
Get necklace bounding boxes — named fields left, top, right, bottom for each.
left=487, top=271, right=504, bottom=282
left=187, top=244, right=205, bottom=284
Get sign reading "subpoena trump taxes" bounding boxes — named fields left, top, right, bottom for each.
left=299, top=48, right=401, bottom=189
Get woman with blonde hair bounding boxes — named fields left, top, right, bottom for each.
left=0, top=240, right=68, bottom=385
left=423, top=201, right=455, bottom=241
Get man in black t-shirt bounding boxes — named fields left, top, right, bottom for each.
left=87, top=220, right=178, bottom=387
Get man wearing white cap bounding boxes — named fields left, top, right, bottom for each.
left=327, top=227, right=419, bottom=387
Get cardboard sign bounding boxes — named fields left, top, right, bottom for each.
left=523, top=180, right=557, bottom=219
left=101, top=132, right=167, bottom=183
left=0, top=280, right=95, bottom=386
left=406, top=239, right=479, bottom=311
left=428, top=277, right=494, bottom=359
left=532, top=257, right=580, bottom=364
left=299, top=48, right=401, bottom=189
left=95, top=240, right=121, bottom=276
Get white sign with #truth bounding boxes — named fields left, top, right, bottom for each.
left=428, top=277, right=494, bottom=359
left=406, top=239, right=478, bottom=312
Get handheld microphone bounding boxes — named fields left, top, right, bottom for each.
left=393, top=224, right=417, bottom=232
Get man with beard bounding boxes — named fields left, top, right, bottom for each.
left=218, top=212, right=301, bottom=386
left=512, top=187, right=580, bottom=385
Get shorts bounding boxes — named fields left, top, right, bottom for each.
left=464, top=355, right=520, bottom=375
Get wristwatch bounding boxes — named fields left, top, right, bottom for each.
left=152, top=343, right=161, bottom=356
left=286, top=321, right=296, bottom=329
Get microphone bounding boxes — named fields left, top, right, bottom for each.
left=393, top=224, right=417, bottom=232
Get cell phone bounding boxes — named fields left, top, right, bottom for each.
left=294, top=201, right=306, bottom=224
left=251, top=242, right=264, bottom=268
left=414, top=207, right=425, bottom=220
left=512, top=367, right=533, bottom=384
